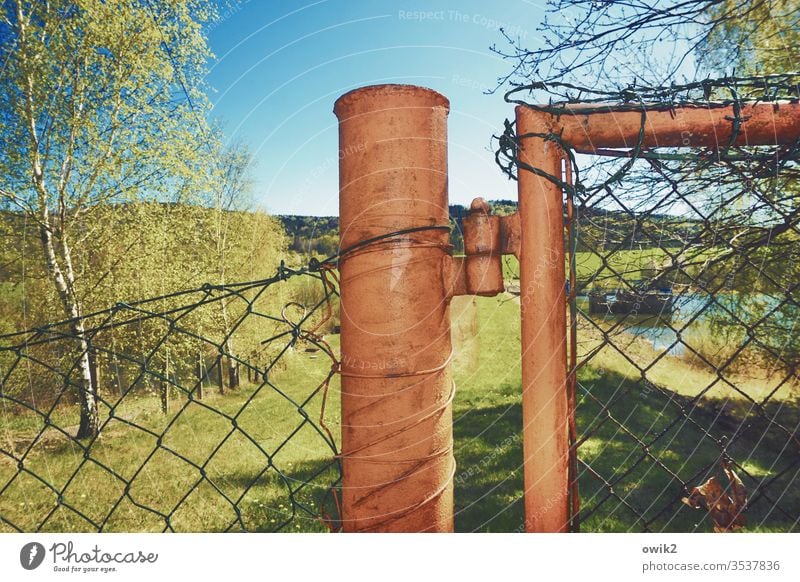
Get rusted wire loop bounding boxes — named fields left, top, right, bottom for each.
left=322, top=224, right=452, bottom=266
left=339, top=350, right=454, bottom=379
left=280, top=301, right=308, bottom=331
left=351, top=461, right=456, bottom=533
left=336, top=378, right=457, bottom=461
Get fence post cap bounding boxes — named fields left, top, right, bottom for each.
left=334, top=84, right=450, bottom=119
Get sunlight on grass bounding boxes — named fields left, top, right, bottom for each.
left=0, top=337, right=342, bottom=532
left=450, top=294, right=798, bottom=533
left=2, top=293, right=797, bottom=532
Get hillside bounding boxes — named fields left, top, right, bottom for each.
left=279, top=200, right=703, bottom=257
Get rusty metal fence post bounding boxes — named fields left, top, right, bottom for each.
left=334, top=85, right=455, bottom=532
left=334, top=85, right=800, bottom=534
left=511, top=99, right=800, bottom=533
left=515, top=106, right=570, bottom=533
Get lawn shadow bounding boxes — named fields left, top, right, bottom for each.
left=453, top=367, right=800, bottom=532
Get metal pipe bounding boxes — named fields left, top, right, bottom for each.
left=334, top=84, right=455, bottom=532
left=547, top=101, right=800, bottom=150
left=564, top=158, right=580, bottom=531
left=515, top=105, right=570, bottom=533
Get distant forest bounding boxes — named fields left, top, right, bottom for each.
left=280, top=199, right=701, bottom=257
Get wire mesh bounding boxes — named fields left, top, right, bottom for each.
left=497, top=74, right=800, bottom=532
left=0, top=261, right=343, bottom=532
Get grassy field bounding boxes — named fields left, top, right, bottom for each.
left=503, top=249, right=677, bottom=287
left=1, top=293, right=798, bottom=532
left=449, top=296, right=798, bottom=532
left=0, top=344, right=343, bottom=533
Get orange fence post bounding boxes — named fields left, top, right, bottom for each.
left=334, top=85, right=455, bottom=532
left=511, top=99, right=800, bottom=533
left=550, top=101, right=800, bottom=151
left=334, top=88, right=793, bottom=533
left=515, top=105, right=570, bottom=533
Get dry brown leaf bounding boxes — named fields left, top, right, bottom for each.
left=681, top=459, right=747, bottom=532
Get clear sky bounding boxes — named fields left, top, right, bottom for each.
left=204, top=0, right=546, bottom=216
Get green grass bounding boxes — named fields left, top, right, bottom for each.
left=502, top=248, right=678, bottom=287
left=449, top=295, right=799, bottom=532
left=0, top=345, right=342, bottom=533
left=2, top=295, right=798, bottom=532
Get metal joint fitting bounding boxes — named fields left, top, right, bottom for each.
left=462, top=198, right=504, bottom=296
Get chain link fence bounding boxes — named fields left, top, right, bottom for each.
left=0, top=262, right=343, bottom=532
left=499, top=74, right=800, bottom=532
left=4, top=74, right=799, bottom=534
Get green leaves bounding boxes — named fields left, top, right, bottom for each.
left=704, top=0, right=799, bottom=74
left=0, top=0, right=286, bottom=362
left=1, top=0, right=216, bottom=214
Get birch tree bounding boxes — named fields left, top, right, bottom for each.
left=0, top=0, right=217, bottom=438
left=202, top=143, right=287, bottom=392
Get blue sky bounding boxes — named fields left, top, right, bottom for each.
left=204, top=0, right=546, bottom=216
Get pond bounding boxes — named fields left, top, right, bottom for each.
left=575, top=294, right=714, bottom=356
left=576, top=292, right=797, bottom=358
